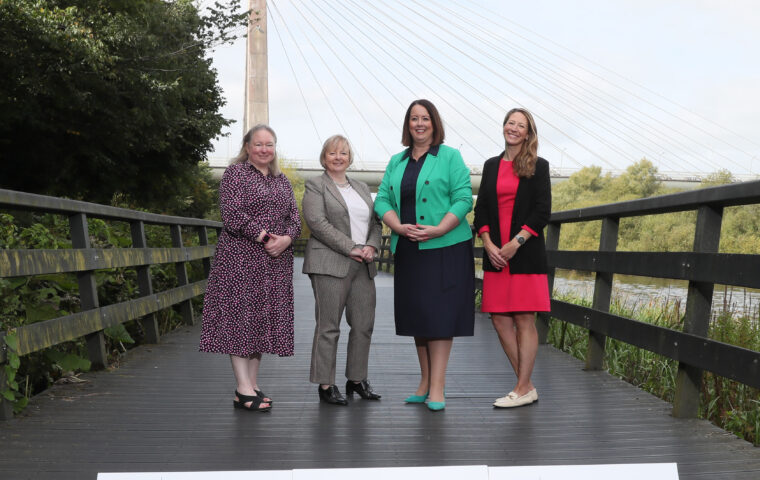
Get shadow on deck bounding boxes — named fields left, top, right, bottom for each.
left=1, top=259, right=758, bottom=480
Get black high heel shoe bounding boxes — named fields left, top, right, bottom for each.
left=345, top=380, right=381, bottom=400
left=318, top=385, right=348, bottom=405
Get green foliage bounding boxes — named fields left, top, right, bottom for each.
left=0, top=0, right=246, bottom=216
left=0, top=210, right=207, bottom=414
left=552, top=161, right=760, bottom=255
left=44, top=350, right=91, bottom=372
left=549, top=291, right=760, bottom=446
left=281, top=158, right=309, bottom=238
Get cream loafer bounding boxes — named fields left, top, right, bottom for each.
left=493, top=388, right=538, bottom=408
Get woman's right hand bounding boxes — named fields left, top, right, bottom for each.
left=485, top=241, right=508, bottom=270
left=349, top=246, right=365, bottom=262
left=397, top=223, right=420, bottom=240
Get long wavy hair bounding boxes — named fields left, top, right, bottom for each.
left=504, top=108, right=538, bottom=178
left=230, top=124, right=280, bottom=176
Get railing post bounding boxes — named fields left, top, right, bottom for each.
left=170, top=225, right=195, bottom=325
left=673, top=204, right=722, bottom=418
left=69, top=213, right=108, bottom=369
left=0, top=333, right=12, bottom=420
left=537, top=222, right=560, bottom=344
left=198, top=226, right=211, bottom=277
left=130, top=221, right=160, bottom=344
left=586, top=216, right=619, bottom=370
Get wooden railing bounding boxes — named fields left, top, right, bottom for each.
left=373, top=180, right=760, bottom=418
left=543, top=179, right=760, bottom=418
left=0, top=188, right=222, bottom=419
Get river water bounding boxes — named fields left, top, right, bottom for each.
left=552, top=269, right=760, bottom=320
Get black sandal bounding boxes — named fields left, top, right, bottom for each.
left=255, top=388, right=272, bottom=405
left=233, top=390, right=271, bottom=412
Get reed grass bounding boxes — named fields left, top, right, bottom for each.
left=548, top=291, right=760, bottom=446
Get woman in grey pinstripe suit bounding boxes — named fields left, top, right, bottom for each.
left=302, top=135, right=383, bottom=405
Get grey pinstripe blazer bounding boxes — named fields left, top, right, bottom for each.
left=302, top=172, right=382, bottom=278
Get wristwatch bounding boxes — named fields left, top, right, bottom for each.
left=515, top=235, right=526, bottom=246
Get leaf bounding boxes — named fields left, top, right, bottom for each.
left=25, top=303, right=60, bottom=323
left=44, top=350, right=91, bottom=372
left=13, top=396, right=28, bottom=413
left=4, top=332, right=18, bottom=351
left=5, top=277, right=27, bottom=290
left=9, top=353, right=20, bottom=370
left=104, top=324, right=135, bottom=344
left=1, top=390, right=14, bottom=402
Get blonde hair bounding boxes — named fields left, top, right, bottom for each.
left=503, top=108, right=538, bottom=178
left=230, top=124, right=280, bottom=176
left=319, top=135, right=354, bottom=169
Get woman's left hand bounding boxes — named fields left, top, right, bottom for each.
left=360, top=245, right=377, bottom=263
left=264, top=233, right=292, bottom=258
left=499, top=240, right=519, bottom=262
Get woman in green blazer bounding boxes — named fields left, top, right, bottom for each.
left=374, top=99, right=474, bottom=411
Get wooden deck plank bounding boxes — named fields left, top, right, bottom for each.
left=0, top=258, right=758, bottom=480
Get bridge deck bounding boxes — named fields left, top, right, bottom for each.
left=1, top=259, right=758, bottom=480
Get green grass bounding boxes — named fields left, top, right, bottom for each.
left=547, top=291, right=760, bottom=446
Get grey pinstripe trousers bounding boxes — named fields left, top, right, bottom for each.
left=308, top=260, right=376, bottom=385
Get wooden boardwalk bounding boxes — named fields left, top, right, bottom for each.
left=1, top=258, right=759, bottom=480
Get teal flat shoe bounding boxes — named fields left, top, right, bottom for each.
left=427, top=401, right=445, bottom=411
left=404, top=392, right=429, bottom=403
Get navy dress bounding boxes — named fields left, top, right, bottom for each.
left=393, top=152, right=475, bottom=338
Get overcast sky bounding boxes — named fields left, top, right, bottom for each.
left=206, top=0, right=760, bottom=178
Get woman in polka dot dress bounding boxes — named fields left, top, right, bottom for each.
left=199, top=124, right=302, bottom=412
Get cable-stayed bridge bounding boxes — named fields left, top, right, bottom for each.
left=214, top=0, right=760, bottom=181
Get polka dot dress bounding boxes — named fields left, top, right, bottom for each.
left=199, top=162, right=302, bottom=357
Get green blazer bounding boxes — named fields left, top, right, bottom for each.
left=374, top=144, right=473, bottom=253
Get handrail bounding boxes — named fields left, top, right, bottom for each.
left=373, top=179, right=760, bottom=419
left=0, top=188, right=222, bottom=419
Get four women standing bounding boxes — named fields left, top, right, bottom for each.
left=201, top=106, right=550, bottom=411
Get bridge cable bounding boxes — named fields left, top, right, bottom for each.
left=317, top=0, right=499, bottom=162
left=355, top=0, right=618, bottom=170
left=285, top=1, right=393, bottom=157
left=417, top=0, right=709, bottom=174
left=268, top=0, right=362, bottom=162
left=340, top=0, right=586, bottom=169
left=267, top=6, right=322, bottom=146
left=424, top=0, right=710, bottom=173
left=451, top=0, right=754, bottom=171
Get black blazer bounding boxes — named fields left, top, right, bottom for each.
left=473, top=153, right=551, bottom=273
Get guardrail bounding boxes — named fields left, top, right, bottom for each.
left=543, top=179, right=760, bottom=418
left=0, top=188, right=222, bottom=419
left=372, top=180, right=760, bottom=418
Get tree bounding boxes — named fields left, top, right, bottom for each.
left=0, top=0, right=248, bottom=214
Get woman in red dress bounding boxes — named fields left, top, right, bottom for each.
left=473, top=108, right=551, bottom=408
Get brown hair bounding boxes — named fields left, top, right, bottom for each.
left=230, top=124, right=281, bottom=176
left=504, top=108, right=538, bottom=178
left=401, top=99, right=445, bottom=147
left=319, top=134, right=354, bottom=169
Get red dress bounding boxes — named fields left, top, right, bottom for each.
left=480, top=161, right=550, bottom=313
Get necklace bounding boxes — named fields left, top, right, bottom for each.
left=333, top=179, right=350, bottom=188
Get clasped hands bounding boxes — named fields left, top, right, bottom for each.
left=258, top=231, right=292, bottom=258
left=399, top=223, right=441, bottom=243
left=350, top=245, right=377, bottom=263
left=485, top=239, right=519, bottom=270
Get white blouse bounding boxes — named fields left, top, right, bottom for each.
left=336, top=183, right=370, bottom=246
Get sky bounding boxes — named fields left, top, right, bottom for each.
left=205, top=0, right=760, bottom=178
